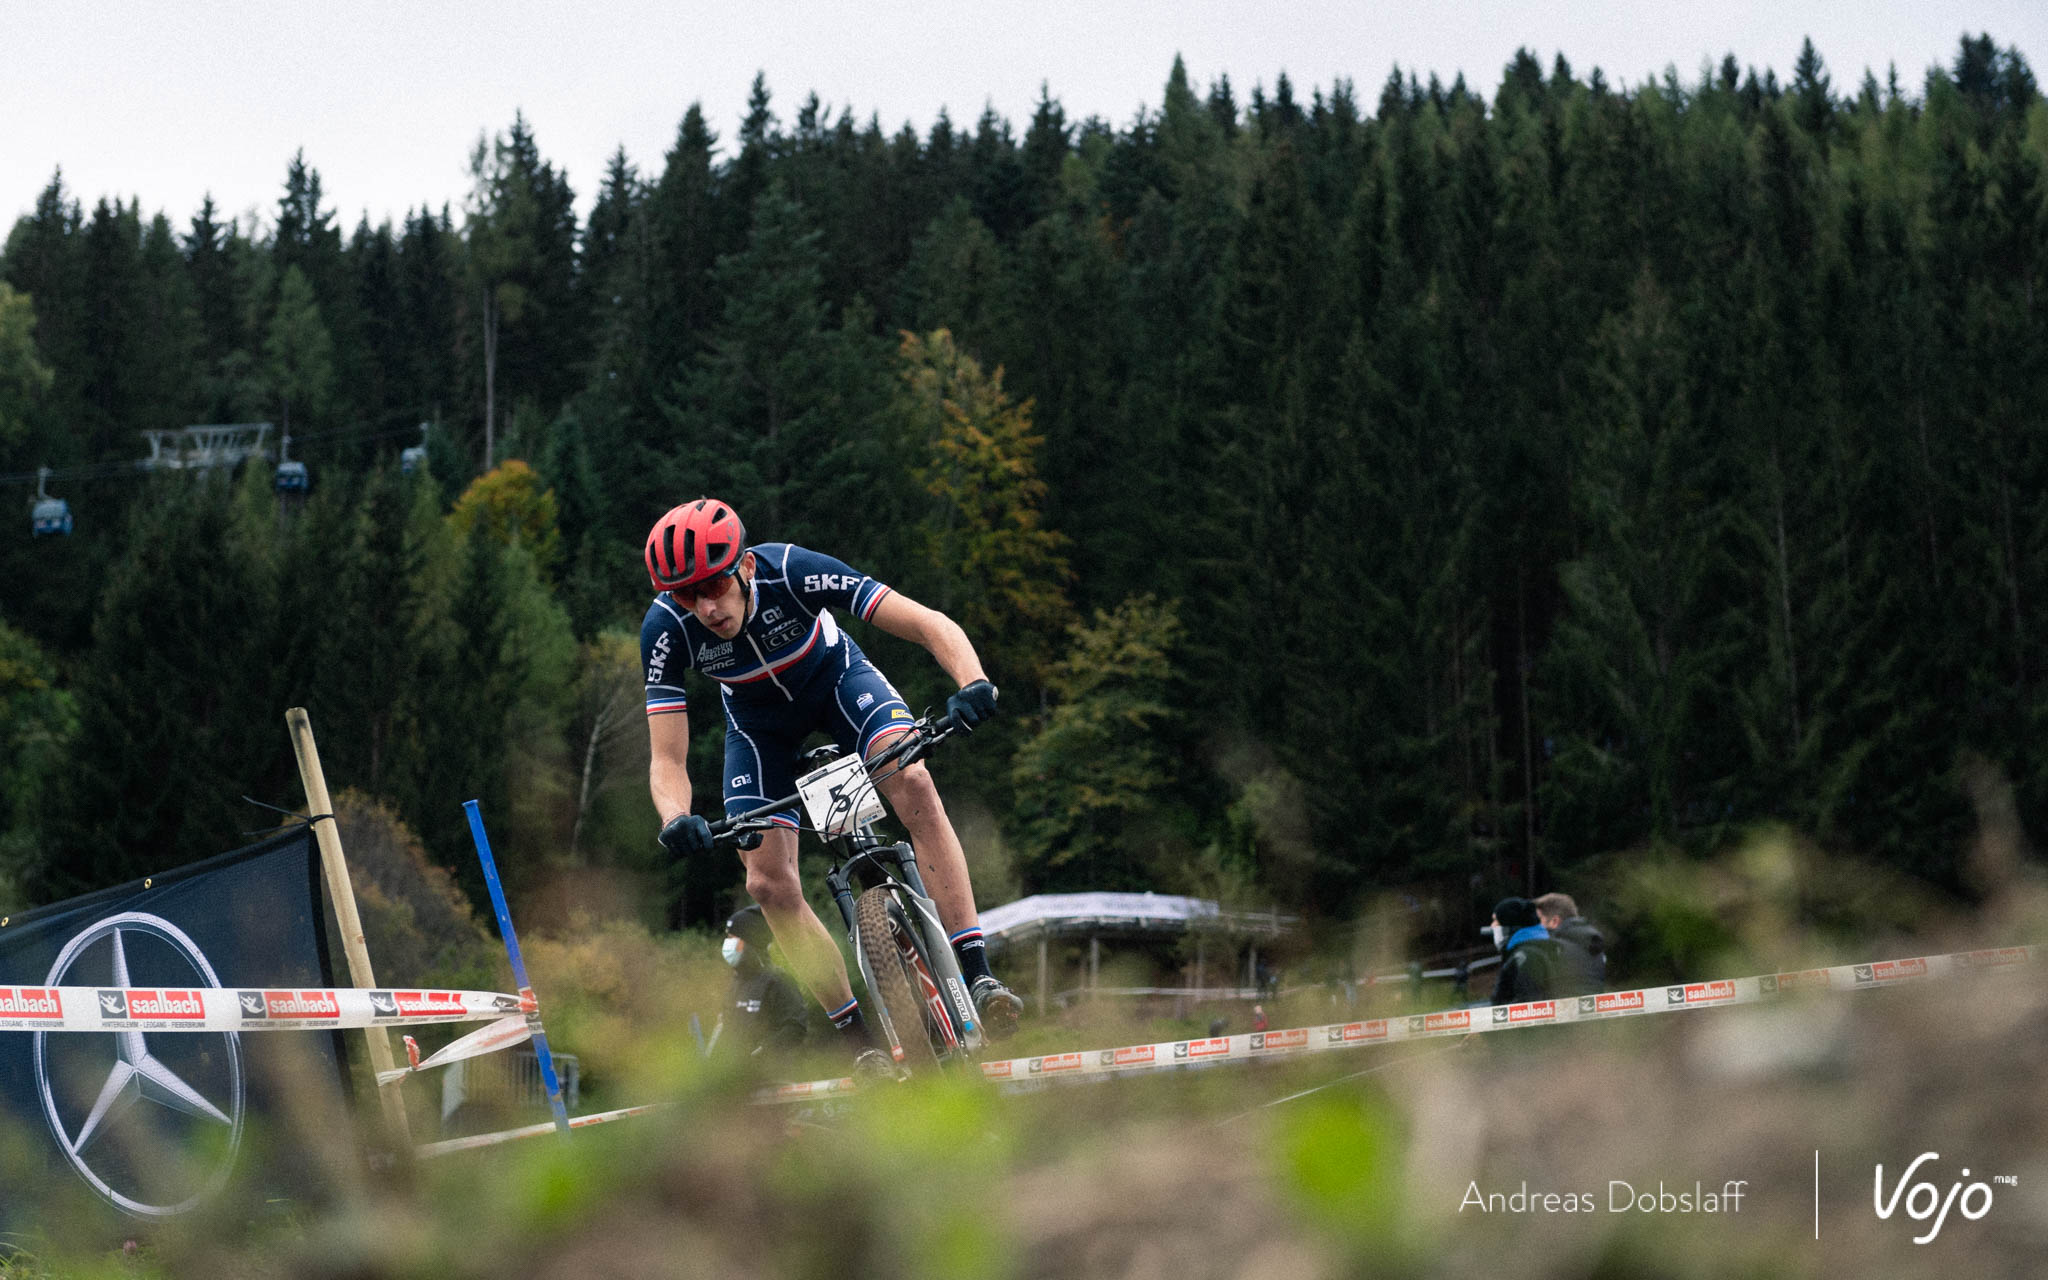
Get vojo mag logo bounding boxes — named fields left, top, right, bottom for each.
left=31, top=911, right=246, bottom=1218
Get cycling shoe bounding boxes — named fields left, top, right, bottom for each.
left=970, top=976, right=1024, bottom=1041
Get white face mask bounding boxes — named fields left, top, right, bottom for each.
left=722, top=937, right=744, bottom=968
left=1490, top=923, right=1506, bottom=951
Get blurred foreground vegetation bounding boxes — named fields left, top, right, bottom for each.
left=1, top=818, right=2043, bottom=1279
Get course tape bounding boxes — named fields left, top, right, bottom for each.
left=0, top=985, right=533, bottom=1032
left=751, top=945, right=2036, bottom=1104
left=378, top=1014, right=533, bottom=1086
left=415, top=1104, right=665, bottom=1158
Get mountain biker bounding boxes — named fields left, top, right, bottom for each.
left=640, top=497, right=1025, bottom=1060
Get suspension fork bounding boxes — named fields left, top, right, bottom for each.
left=886, top=842, right=983, bottom=1052
left=829, top=837, right=983, bottom=1054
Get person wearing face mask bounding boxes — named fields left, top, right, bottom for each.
left=1488, top=897, right=1564, bottom=1007
left=717, top=905, right=811, bottom=1059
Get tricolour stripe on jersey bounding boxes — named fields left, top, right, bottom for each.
left=857, top=582, right=892, bottom=621
left=712, top=616, right=823, bottom=686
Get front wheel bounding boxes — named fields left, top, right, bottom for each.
left=854, top=887, right=939, bottom=1072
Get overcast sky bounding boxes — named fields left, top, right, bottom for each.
left=3, top=1, right=2042, bottom=236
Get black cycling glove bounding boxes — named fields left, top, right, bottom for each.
left=658, top=812, right=714, bottom=856
left=947, top=679, right=1000, bottom=731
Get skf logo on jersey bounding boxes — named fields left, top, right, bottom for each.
left=263, top=990, right=340, bottom=1019
left=0, top=987, right=62, bottom=1018
left=803, top=573, right=862, bottom=593
left=647, top=632, right=671, bottom=683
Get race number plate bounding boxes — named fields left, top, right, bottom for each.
left=796, top=753, right=885, bottom=836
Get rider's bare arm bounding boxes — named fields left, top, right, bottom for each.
left=648, top=710, right=695, bottom=823
left=868, top=592, right=988, bottom=690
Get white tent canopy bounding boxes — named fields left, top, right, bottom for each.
left=978, top=891, right=1292, bottom=945
left=976, top=892, right=1296, bottom=1012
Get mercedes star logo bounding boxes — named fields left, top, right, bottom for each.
left=31, top=911, right=245, bottom=1217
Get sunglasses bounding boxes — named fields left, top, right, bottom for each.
left=669, top=564, right=741, bottom=604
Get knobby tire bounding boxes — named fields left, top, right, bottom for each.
left=854, top=886, right=938, bottom=1072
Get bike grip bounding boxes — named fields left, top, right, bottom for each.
left=735, top=831, right=764, bottom=852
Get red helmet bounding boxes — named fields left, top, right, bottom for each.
left=645, top=498, right=746, bottom=591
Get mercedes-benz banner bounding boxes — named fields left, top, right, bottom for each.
left=0, top=825, right=353, bottom=1232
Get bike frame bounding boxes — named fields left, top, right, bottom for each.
left=710, top=717, right=984, bottom=1064
left=824, top=829, right=984, bottom=1058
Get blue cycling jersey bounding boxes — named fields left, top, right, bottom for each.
left=642, top=543, right=913, bottom=824
left=640, top=542, right=894, bottom=714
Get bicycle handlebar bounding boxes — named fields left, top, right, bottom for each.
left=707, top=710, right=962, bottom=845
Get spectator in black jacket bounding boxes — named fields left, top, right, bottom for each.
left=1534, top=891, right=1608, bottom=993
left=1489, top=897, right=1563, bottom=1006
left=717, top=905, right=810, bottom=1059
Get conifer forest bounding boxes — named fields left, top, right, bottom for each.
left=2, top=38, right=2044, bottom=947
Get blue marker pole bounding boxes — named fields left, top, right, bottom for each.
left=464, top=799, right=571, bottom=1135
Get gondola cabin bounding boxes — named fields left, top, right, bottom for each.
left=400, top=422, right=430, bottom=476
left=31, top=495, right=72, bottom=537
left=30, top=468, right=71, bottom=536
left=274, top=459, right=309, bottom=493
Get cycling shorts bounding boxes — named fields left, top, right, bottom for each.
left=719, top=649, right=914, bottom=828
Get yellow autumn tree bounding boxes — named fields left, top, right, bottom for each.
left=897, top=329, right=1071, bottom=685
left=449, top=457, right=563, bottom=577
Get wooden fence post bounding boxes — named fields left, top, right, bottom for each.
left=286, top=707, right=412, bottom=1149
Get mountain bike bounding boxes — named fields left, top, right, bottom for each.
left=709, top=711, right=984, bottom=1073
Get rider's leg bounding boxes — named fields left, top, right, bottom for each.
left=873, top=759, right=978, bottom=938
left=873, top=756, right=1022, bottom=1037
left=740, top=825, right=856, bottom=1017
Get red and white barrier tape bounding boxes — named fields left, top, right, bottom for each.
left=0, top=985, right=533, bottom=1032
left=344, top=944, right=2042, bottom=1157
left=415, top=1103, right=665, bottom=1158
left=379, top=1014, right=534, bottom=1086
left=751, top=945, right=2036, bottom=1103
